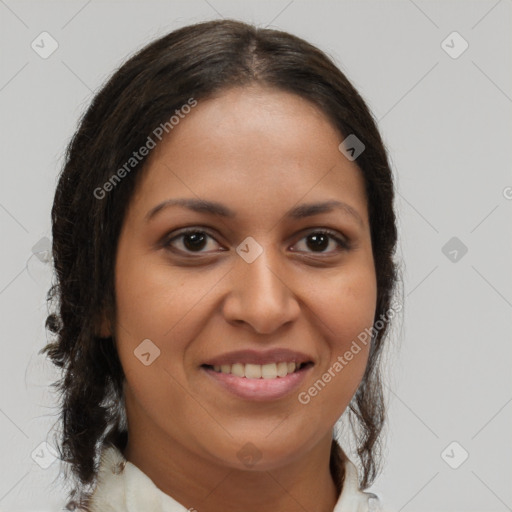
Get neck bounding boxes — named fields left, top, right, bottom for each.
left=123, top=424, right=341, bottom=512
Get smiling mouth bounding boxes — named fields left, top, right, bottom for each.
left=201, top=361, right=313, bottom=379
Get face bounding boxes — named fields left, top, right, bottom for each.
left=113, top=86, right=377, bottom=471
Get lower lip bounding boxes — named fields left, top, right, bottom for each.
left=202, top=365, right=313, bottom=401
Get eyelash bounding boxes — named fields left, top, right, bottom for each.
left=162, top=227, right=350, bottom=256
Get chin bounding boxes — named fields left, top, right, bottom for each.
left=208, top=433, right=319, bottom=472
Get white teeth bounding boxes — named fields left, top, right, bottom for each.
left=231, top=363, right=245, bottom=377
left=245, top=364, right=261, bottom=379
left=212, top=362, right=302, bottom=379
left=261, top=363, right=277, bottom=379
left=276, top=361, right=288, bottom=377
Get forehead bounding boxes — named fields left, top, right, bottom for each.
left=129, top=86, right=368, bottom=226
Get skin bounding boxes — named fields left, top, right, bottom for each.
left=109, top=85, right=377, bottom=512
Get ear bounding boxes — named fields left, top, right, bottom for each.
left=98, top=312, right=112, bottom=338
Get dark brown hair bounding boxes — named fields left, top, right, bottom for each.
left=42, top=19, right=398, bottom=508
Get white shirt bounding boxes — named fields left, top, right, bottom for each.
left=87, top=443, right=382, bottom=511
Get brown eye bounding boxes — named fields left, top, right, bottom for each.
left=305, top=233, right=330, bottom=252
left=291, top=230, right=350, bottom=254
left=163, top=229, right=222, bottom=254
left=181, top=231, right=208, bottom=251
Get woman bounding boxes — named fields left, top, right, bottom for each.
left=43, top=19, right=398, bottom=511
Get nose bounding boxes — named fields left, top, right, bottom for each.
left=222, top=245, right=301, bottom=335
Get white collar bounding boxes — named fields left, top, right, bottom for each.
left=87, top=443, right=378, bottom=512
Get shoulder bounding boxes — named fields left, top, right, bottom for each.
left=83, top=444, right=128, bottom=512
left=334, top=448, right=384, bottom=512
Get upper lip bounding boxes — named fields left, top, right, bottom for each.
left=202, top=349, right=314, bottom=367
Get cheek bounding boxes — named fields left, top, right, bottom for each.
left=312, top=262, right=377, bottom=340
left=112, top=257, right=204, bottom=423
left=113, top=252, right=221, bottom=385
left=114, top=253, right=197, bottom=342
left=307, top=261, right=377, bottom=374
left=298, top=269, right=376, bottom=417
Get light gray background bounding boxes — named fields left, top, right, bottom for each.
left=1, top=1, right=511, bottom=511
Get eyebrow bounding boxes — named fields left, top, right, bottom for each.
left=145, top=198, right=364, bottom=227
